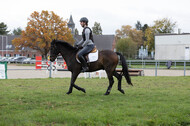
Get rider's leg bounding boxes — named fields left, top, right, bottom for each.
left=77, top=44, right=94, bottom=72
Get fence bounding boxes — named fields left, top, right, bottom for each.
left=1, top=60, right=190, bottom=79
left=126, top=60, right=190, bottom=76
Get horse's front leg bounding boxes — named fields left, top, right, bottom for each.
left=66, top=72, right=78, bottom=94
left=66, top=72, right=86, bottom=94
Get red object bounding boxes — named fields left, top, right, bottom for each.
left=36, top=56, right=42, bottom=69
left=46, top=61, right=49, bottom=66
left=63, top=61, right=67, bottom=69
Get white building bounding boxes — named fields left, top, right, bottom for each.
left=155, top=33, right=190, bottom=60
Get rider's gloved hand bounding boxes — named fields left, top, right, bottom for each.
left=78, top=45, right=83, bottom=49
left=74, top=42, right=78, bottom=48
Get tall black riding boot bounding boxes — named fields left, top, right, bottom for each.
left=79, top=56, right=89, bottom=72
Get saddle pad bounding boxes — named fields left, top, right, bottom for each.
left=88, top=50, right=98, bottom=62
left=76, top=50, right=99, bottom=63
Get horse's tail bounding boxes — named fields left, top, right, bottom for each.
left=116, top=52, right=133, bottom=86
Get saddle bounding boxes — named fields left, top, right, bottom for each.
left=76, top=46, right=99, bottom=63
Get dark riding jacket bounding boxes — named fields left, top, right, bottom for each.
left=75, top=27, right=94, bottom=47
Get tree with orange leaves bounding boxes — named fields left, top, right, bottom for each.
left=115, top=25, right=143, bottom=48
left=12, top=10, right=74, bottom=58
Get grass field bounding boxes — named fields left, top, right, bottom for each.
left=0, top=77, right=190, bottom=126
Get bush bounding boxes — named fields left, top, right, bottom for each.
left=116, top=38, right=137, bottom=59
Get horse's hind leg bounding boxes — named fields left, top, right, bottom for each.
left=113, top=71, right=125, bottom=94
left=105, top=76, right=114, bottom=95
left=104, top=70, right=114, bottom=95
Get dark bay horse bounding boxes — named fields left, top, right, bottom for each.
left=50, top=40, right=133, bottom=95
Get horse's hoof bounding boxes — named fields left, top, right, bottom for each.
left=130, top=83, right=133, bottom=86
left=104, top=92, right=110, bottom=95
left=66, top=91, right=72, bottom=95
left=118, top=89, right=125, bottom=94
left=81, top=89, right=86, bottom=93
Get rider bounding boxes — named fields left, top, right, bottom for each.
left=75, top=17, right=95, bottom=72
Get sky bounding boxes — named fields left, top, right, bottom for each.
left=1, top=0, right=190, bottom=34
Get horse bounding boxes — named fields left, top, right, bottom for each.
left=50, top=39, right=133, bottom=95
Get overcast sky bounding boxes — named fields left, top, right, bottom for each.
left=1, top=0, right=190, bottom=34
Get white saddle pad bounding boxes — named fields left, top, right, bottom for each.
left=76, top=50, right=99, bottom=63
left=88, top=50, right=99, bottom=62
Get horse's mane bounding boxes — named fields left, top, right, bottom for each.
left=52, top=40, right=76, bottom=50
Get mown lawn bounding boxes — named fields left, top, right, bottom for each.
left=0, top=77, right=190, bottom=126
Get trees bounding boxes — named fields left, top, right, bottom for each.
left=144, top=18, right=176, bottom=51
left=75, top=28, right=79, bottom=35
left=115, top=18, right=176, bottom=54
left=144, top=27, right=155, bottom=51
left=153, top=18, right=176, bottom=33
left=92, top=22, right=102, bottom=35
left=115, top=25, right=144, bottom=47
left=12, top=10, right=74, bottom=58
left=116, top=38, right=137, bottom=59
left=115, top=25, right=143, bottom=58
left=0, top=22, right=9, bottom=35
left=13, top=27, right=22, bottom=35
left=135, top=21, right=142, bottom=30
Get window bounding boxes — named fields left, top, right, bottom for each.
left=6, top=45, right=12, bottom=49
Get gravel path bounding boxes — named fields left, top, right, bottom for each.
left=6, top=65, right=190, bottom=79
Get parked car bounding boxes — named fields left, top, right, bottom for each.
left=14, top=56, right=27, bottom=63
left=23, top=58, right=36, bottom=64
left=0, top=57, right=9, bottom=62
left=29, top=58, right=36, bottom=64
left=10, top=57, right=16, bottom=63
left=23, top=58, right=31, bottom=64
left=7, top=57, right=14, bottom=63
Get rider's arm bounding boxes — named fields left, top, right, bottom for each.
left=75, top=38, right=84, bottom=47
left=82, top=28, right=91, bottom=47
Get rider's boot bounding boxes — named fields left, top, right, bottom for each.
left=79, top=56, right=89, bottom=72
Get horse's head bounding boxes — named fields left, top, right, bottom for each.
left=50, top=39, right=60, bottom=62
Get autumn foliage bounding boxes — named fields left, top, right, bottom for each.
left=115, top=25, right=144, bottom=47
left=144, top=18, right=176, bottom=51
left=12, top=10, right=74, bottom=58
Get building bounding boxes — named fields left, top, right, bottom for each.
left=0, top=35, right=40, bottom=58
left=67, top=15, right=75, bottom=35
left=155, top=33, right=190, bottom=60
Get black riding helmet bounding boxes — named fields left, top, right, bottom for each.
left=80, top=17, right=88, bottom=23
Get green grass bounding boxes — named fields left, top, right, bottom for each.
left=0, top=77, right=190, bottom=126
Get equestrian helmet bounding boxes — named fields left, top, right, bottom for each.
left=80, top=17, right=88, bottom=23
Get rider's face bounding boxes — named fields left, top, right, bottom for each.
left=80, top=22, right=86, bottom=27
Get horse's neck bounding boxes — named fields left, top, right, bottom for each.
left=58, top=44, right=76, bottom=64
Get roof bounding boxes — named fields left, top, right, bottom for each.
left=74, top=35, right=115, bottom=50
left=0, top=34, right=115, bottom=51
left=0, top=35, right=32, bottom=51
left=68, top=15, right=75, bottom=25
left=0, top=35, right=19, bottom=50
left=155, top=33, right=190, bottom=36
